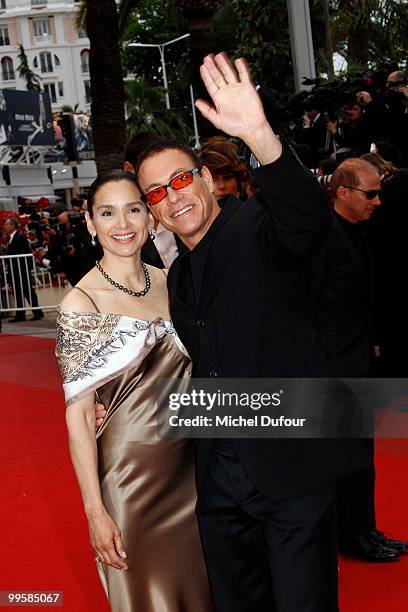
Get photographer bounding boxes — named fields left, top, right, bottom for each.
left=34, top=197, right=93, bottom=287
left=384, top=70, right=408, bottom=165
left=327, top=101, right=369, bottom=155
left=299, top=98, right=335, bottom=165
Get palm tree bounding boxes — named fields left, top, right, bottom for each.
left=85, top=0, right=126, bottom=174
left=17, top=45, right=41, bottom=91
left=125, top=77, right=191, bottom=140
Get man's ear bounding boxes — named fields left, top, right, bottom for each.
left=336, top=185, right=347, bottom=201
left=201, top=165, right=214, bottom=194
left=124, top=161, right=135, bottom=174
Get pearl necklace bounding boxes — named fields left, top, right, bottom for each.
left=95, top=260, right=151, bottom=297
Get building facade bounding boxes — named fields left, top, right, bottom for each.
left=0, top=0, right=90, bottom=111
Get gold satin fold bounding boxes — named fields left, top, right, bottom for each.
left=96, top=334, right=213, bottom=612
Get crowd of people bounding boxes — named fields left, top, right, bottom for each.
left=0, top=194, right=98, bottom=329
left=292, top=69, right=408, bottom=168
left=1, top=54, right=407, bottom=611
left=53, top=54, right=407, bottom=612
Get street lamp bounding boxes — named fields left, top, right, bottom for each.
left=128, top=34, right=190, bottom=110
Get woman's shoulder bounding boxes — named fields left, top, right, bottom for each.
left=59, top=286, right=98, bottom=315
left=59, top=268, right=100, bottom=314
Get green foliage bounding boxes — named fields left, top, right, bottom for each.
left=121, top=0, right=184, bottom=79
left=60, top=104, right=80, bottom=113
left=75, top=0, right=87, bottom=30
left=231, top=0, right=294, bottom=99
left=318, top=0, right=408, bottom=68
left=120, top=0, right=191, bottom=112
left=17, top=45, right=41, bottom=91
left=124, top=77, right=192, bottom=141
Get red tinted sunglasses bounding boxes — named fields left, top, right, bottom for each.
left=143, top=167, right=201, bottom=205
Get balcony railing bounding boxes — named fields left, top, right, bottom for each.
left=31, top=0, right=48, bottom=6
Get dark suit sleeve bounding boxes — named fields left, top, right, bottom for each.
left=248, top=145, right=331, bottom=262
left=15, top=234, right=32, bottom=255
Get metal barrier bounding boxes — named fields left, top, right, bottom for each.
left=0, top=253, right=68, bottom=314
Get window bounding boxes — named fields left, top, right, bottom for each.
left=43, top=82, right=56, bottom=104
left=40, top=51, right=52, bottom=73
left=0, top=0, right=7, bottom=9
left=77, top=27, right=87, bottom=39
left=1, top=57, right=15, bottom=81
left=58, top=81, right=64, bottom=97
left=33, top=56, right=38, bottom=68
left=33, top=18, right=50, bottom=38
left=31, top=0, right=47, bottom=6
left=0, top=25, right=9, bottom=46
left=84, top=79, right=91, bottom=104
left=54, top=54, right=60, bottom=67
left=81, top=49, right=89, bottom=74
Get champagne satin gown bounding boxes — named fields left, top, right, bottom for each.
left=56, top=310, right=213, bottom=612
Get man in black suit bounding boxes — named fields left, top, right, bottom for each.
left=313, top=158, right=408, bottom=561
left=300, top=98, right=333, bottom=165
left=134, top=54, right=369, bottom=611
left=4, top=218, right=44, bottom=322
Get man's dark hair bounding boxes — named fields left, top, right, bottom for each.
left=87, top=169, right=141, bottom=218
left=374, top=141, right=402, bottom=168
left=7, top=217, right=19, bottom=230
left=136, top=141, right=203, bottom=178
left=124, top=132, right=161, bottom=169
left=318, top=158, right=339, bottom=176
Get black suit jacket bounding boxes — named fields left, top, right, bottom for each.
left=313, top=213, right=373, bottom=377
left=168, top=146, right=369, bottom=499
left=6, top=231, right=31, bottom=257
left=301, top=115, right=331, bottom=162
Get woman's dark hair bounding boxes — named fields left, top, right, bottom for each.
left=86, top=169, right=141, bottom=218
left=199, top=136, right=250, bottom=195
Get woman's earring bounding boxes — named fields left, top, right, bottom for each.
left=91, top=234, right=97, bottom=246
left=149, top=230, right=155, bottom=241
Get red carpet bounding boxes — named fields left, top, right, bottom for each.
left=0, top=334, right=407, bottom=611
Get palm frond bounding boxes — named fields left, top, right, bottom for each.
left=75, top=0, right=87, bottom=30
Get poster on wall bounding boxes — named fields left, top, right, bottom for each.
left=72, top=113, right=94, bottom=160
left=0, top=90, right=54, bottom=146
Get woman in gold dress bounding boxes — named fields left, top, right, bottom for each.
left=55, top=170, right=213, bottom=612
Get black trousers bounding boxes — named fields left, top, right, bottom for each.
left=337, top=438, right=376, bottom=545
left=14, top=278, right=40, bottom=319
left=197, top=442, right=339, bottom=612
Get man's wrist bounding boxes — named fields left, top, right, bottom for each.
left=242, top=122, right=282, bottom=166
